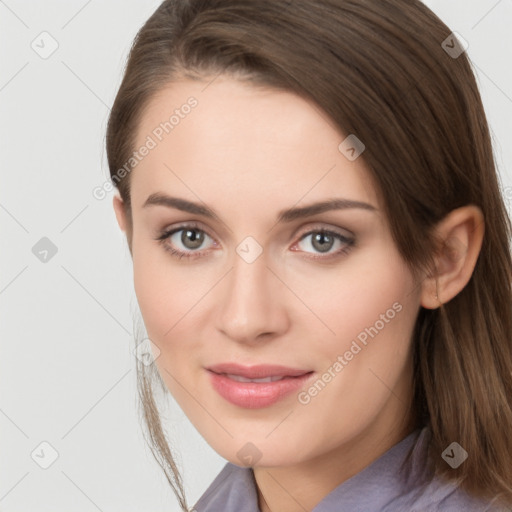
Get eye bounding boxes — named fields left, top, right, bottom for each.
left=155, top=223, right=355, bottom=261
left=155, top=222, right=216, bottom=260
left=292, top=228, right=355, bottom=260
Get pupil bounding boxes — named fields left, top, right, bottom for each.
left=313, top=233, right=333, bottom=253
left=182, top=229, right=204, bottom=249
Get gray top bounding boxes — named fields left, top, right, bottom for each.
left=192, top=426, right=508, bottom=511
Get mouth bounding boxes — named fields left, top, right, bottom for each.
left=205, top=363, right=315, bottom=409
left=215, top=373, right=299, bottom=383
left=206, top=362, right=313, bottom=380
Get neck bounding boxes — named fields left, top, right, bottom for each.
left=253, top=414, right=417, bottom=512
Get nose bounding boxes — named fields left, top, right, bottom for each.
left=215, top=249, right=290, bottom=345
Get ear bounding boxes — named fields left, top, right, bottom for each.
left=420, top=205, right=485, bottom=309
left=113, top=194, right=127, bottom=233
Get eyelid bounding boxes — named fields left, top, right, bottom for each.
left=160, top=220, right=216, bottom=241
left=294, top=222, right=354, bottom=240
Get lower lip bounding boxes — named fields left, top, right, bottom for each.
left=207, top=370, right=315, bottom=409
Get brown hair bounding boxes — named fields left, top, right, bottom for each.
left=105, top=0, right=512, bottom=509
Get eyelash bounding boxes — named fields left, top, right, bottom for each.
left=154, top=221, right=355, bottom=262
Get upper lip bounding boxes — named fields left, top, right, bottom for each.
left=206, top=363, right=313, bottom=379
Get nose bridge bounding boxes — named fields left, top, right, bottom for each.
left=216, top=241, right=286, bottom=342
left=226, top=245, right=272, bottom=316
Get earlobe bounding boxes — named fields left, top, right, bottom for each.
left=113, top=194, right=127, bottom=233
left=420, top=205, right=485, bottom=309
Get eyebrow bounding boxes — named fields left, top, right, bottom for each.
left=142, top=193, right=377, bottom=223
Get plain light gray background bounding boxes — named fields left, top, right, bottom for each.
left=1, top=1, right=511, bottom=511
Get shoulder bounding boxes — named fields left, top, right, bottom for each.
left=402, top=481, right=509, bottom=512
left=387, top=426, right=508, bottom=512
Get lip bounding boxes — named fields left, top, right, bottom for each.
left=206, top=363, right=312, bottom=379
left=206, top=363, right=315, bottom=409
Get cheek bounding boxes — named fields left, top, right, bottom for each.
left=131, top=239, right=214, bottom=379
left=289, top=258, right=418, bottom=448
left=132, top=233, right=193, bottom=335
left=320, top=258, right=417, bottom=394
left=299, top=250, right=418, bottom=402
left=287, top=248, right=416, bottom=348
left=133, top=255, right=202, bottom=400
left=133, top=243, right=166, bottom=336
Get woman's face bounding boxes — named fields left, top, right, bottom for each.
left=115, top=75, right=424, bottom=467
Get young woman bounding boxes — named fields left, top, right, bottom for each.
left=105, top=0, right=512, bottom=510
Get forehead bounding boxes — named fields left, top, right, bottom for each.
left=130, top=76, right=380, bottom=215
